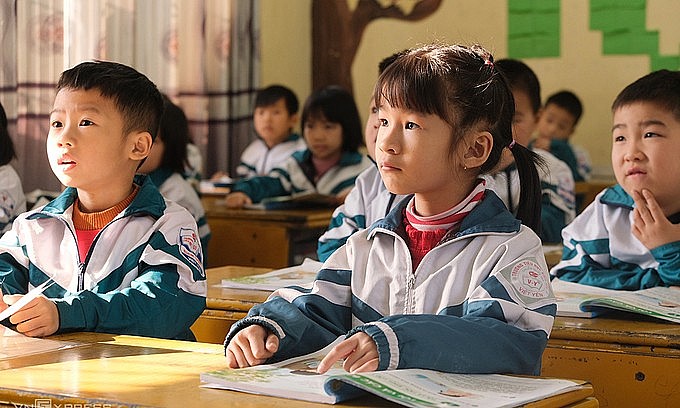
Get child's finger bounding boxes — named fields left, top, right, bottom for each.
left=347, top=356, right=379, bottom=373
left=632, top=190, right=653, bottom=223
left=317, top=340, right=354, bottom=374
left=641, top=189, right=663, bottom=222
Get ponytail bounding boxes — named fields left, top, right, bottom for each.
left=509, top=143, right=544, bottom=234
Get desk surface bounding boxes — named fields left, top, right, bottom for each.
left=0, top=332, right=595, bottom=408
left=203, top=197, right=334, bottom=225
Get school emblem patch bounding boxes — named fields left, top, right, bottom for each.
left=179, top=228, right=204, bottom=276
left=509, top=259, right=549, bottom=300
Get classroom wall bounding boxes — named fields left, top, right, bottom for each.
left=260, top=0, right=680, bottom=178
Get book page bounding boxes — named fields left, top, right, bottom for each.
left=582, top=286, right=680, bottom=323
left=220, top=258, right=322, bottom=291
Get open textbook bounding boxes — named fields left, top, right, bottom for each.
left=201, top=340, right=588, bottom=407
left=220, top=258, right=322, bottom=291
left=552, top=278, right=680, bottom=322
left=245, top=192, right=338, bottom=210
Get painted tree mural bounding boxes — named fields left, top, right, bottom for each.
left=312, top=0, right=442, bottom=93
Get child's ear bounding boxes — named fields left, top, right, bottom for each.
left=129, top=131, right=153, bottom=161
left=463, top=131, right=493, bottom=169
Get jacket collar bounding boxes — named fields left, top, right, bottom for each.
left=600, top=184, right=633, bottom=209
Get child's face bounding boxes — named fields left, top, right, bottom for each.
left=363, top=98, right=379, bottom=160
left=303, top=114, right=343, bottom=161
left=376, top=103, right=469, bottom=215
left=253, top=98, right=297, bottom=148
left=47, top=88, right=143, bottom=194
left=612, top=102, right=680, bottom=215
left=511, top=89, right=538, bottom=147
left=536, top=104, right=575, bottom=141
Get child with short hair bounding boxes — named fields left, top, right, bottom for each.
left=212, top=85, right=305, bottom=182
left=225, top=86, right=371, bottom=208
left=488, top=59, right=576, bottom=243
left=0, top=61, right=206, bottom=339
left=551, top=69, right=680, bottom=290
left=225, top=44, right=555, bottom=375
left=0, top=101, right=26, bottom=233
left=139, top=95, right=211, bottom=264
left=316, top=51, right=407, bottom=262
left=534, top=90, right=592, bottom=182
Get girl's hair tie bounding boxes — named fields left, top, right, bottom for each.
left=508, top=139, right=516, bottom=149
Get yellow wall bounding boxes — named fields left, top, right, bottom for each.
left=261, top=0, right=680, bottom=177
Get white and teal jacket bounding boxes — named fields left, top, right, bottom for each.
left=550, top=184, right=680, bottom=290
left=0, top=164, right=26, bottom=234
left=226, top=192, right=556, bottom=375
left=0, top=175, right=206, bottom=340
left=316, top=162, right=406, bottom=262
left=148, top=167, right=211, bottom=265
left=231, top=149, right=371, bottom=203
left=236, top=134, right=306, bottom=179
left=485, top=148, right=575, bottom=243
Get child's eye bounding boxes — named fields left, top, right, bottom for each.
left=614, top=135, right=625, bottom=142
left=379, top=118, right=388, bottom=127
left=371, top=107, right=378, bottom=114
left=79, top=119, right=94, bottom=126
left=50, top=120, right=63, bottom=128
left=405, top=121, right=420, bottom=130
left=643, top=132, right=659, bottom=138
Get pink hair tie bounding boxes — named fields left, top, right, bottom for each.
left=508, top=139, right=516, bottom=149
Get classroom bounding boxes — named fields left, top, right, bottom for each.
left=1, top=1, right=680, bottom=407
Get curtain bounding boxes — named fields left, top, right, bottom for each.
left=0, top=0, right=259, bottom=193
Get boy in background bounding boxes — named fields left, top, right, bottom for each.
left=213, top=85, right=305, bottom=181
left=534, top=90, right=592, bottom=182
left=0, top=61, right=206, bottom=340
left=551, top=69, right=680, bottom=290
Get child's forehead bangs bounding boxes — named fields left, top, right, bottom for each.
left=374, top=51, right=450, bottom=120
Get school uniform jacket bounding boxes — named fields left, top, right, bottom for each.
left=226, top=191, right=556, bottom=375
left=148, top=167, right=211, bottom=265
left=485, top=148, right=575, bottom=243
left=550, top=184, right=680, bottom=290
left=316, top=162, right=406, bottom=262
left=236, top=134, right=306, bottom=179
left=0, top=175, right=206, bottom=340
left=0, top=164, right=26, bottom=233
left=231, top=149, right=371, bottom=203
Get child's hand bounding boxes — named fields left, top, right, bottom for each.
left=224, top=192, right=252, bottom=208
left=632, top=189, right=680, bottom=249
left=226, top=324, right=279, bottom=368
left=316, top=332, right=379, bottom=374
left=0, top=288, right=7, bottom=313
left=4, top=294, right=59, bottom=337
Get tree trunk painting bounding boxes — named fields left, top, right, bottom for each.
left=312, top=0, right=442, bottom=93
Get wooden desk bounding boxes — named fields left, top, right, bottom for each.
left=574, top=179, right=615, bottom=213
left=191, top=265, right=272, bottom=344
left=202, top=196, right=333, bottom=269
left=0, top=332, right=595, bottom=408
left=542, top=315, right=680, bottom=407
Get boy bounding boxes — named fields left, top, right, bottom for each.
left=488, top=59, right=575, bottom=244
left=534, top=90, right=592, bottom=182
left=551, top=69, right=680, bottom=290
left=214, top=85, right=305, bottom=181
left=0, top=61, right=206, bottom=340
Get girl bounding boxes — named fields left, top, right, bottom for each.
left=138, top=95, right=210, bottom=264
left=225, top=44, right=556, bottom=376
left=224, top=86, right=371, bottom=208
left=0, top=101, right=26, bottom=233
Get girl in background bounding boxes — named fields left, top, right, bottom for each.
left=0, top=101, right=26, bottom=233
left=139, top=95, right=210, bottom=264
left=225, top=86, right=370, bottom=208
left=225, top=44, right=555, bottom=376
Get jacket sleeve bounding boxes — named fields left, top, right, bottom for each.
left=230, top=176, right=288, bottom=203
left=317, top=185, right=367, bottom=262
left=551, top=200, right=680, bottom=290
left=224, top=266, right=354, bottom=362
left=352, top=234, right=555, bottom=376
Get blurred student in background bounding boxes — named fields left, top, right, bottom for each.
left=0, top=101, right=26, bottom=234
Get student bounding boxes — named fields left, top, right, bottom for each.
left=225, top=44, right=555, bottom=376
left=551, top=69, right=680, bottom=290
left=224, top=86, right=371, bottom=208
left=534, top=90, right=592, bottom=182
left=213, top=85, right=306, bottom=181
left=316, top=51, right=408, bottom=262
left=0, top=101, right=26, bottom=233
left=0, top=61, right=206, bottom=339
left=487, top=59, right=576, bottom=243
left=138, top=95, right=211, bottom=264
